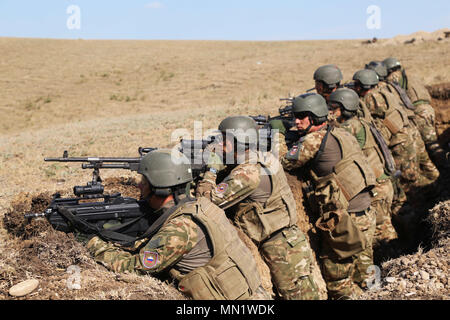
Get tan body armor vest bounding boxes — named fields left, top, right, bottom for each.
left=232, top=152, right=298, bottom=243
left=349, top=118, right=386, bottom=180
left=306, top=127, right=375, bottom=260
left=371, top=89, right=410, bottom=146
left=164, top=197, right=261, bottom=300
left=309, top=127, right=376, bottom=210
left=406, top=75, right=432, bottom=104
left=358, top=100, right=374, bottom=123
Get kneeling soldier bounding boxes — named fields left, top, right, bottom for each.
left=277, top=93, right=376, bottom=300
left=196, top=116, right=321, bottom=300
left=86, top=149, right=266, bottom=300
left=328, top=88, right=398, bottom=245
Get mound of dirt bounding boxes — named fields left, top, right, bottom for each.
left=428, top=83, right=450, bottom=148
left=102, top=176, right=141, bottom=199
left=380, top=28, right=450, bottom=46
left=426, top=201, right=450, bottom=247
left=361, top=200, right=450, bottom=300
left=0, top=178, right=186, bottom=300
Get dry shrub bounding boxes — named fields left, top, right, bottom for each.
left=361, top=200, right=450, bottom=300
left=426, top=201, right=450, bottom=247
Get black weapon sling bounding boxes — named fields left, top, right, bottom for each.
left=387, top=81, right=416, bottom=111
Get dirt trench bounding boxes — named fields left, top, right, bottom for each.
left=1, top=83, right=449, bottom=300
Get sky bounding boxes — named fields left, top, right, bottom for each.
left=0, top=0, right=449, bottom=40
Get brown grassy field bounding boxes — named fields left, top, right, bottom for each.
left=0, top=36, right=449, bottom=300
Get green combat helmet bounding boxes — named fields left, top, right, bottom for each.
left=365, top=61, right=388, bottom=81
left=353, top=69, right=379, bottom=90
left=219, top=116, right=259, bottom=146
left=383, top=57, right=402, bottom=73
left=138, top=149, right=193, bottom=196
left=328, top=88, right=360, bottom=118
left=292, top=93, right=329, bottom=125
left=313, top=64, right=343, bottom=89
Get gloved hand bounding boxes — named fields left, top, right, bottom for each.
left=196, top=180, right=215, bottom=198
left=205, top=149, right=225, bottom=172
left=269, top=119, right=286, bottom=135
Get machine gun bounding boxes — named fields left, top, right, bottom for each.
left=24, top=148, right=159, bottom=243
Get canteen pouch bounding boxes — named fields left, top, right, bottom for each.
left=315, top=209, right=367, bottom=260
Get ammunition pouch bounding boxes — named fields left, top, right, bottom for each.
left=177, top=251, right=253, bottom=300
left=315, top=209, right=367, bottom=260
left=312, top=173, right=349, bottom=214
left=233, top=201, right=291, bottom=243
left=382, top=109, right=405, bottom=135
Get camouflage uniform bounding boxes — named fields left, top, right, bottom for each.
left=279, top=126, right=376, bottom=300
left=339, top=117, right=398, bottom=243
left=197, top=150, right=320, bottom=300
left=387, top=70, right=445, bottom=171
left=379, top=80, right=440, bottom=185
left=361, top=86, right=422, bottom=193
left=86, top=197, right=266, bottom=300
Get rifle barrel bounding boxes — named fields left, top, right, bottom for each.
left=24, top=212, right=47, bottom=219
left=45, top=157, right=141, bottom=162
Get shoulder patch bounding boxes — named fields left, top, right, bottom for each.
left=142, top=251, right=159, bottom=269
left=289, top=145, right=299, bottom=156
left=216, top=183, right=228, bottom=193
left=286, top=142, right=301, bottom=160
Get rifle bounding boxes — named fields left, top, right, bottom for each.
left=178, top=135, right=219, bottom=180
left=25, top=148, right=158, bottom=243
left=249, top=98, right=300, bottom=150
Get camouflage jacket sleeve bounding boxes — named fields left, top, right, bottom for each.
left=280, top=130, right=326, bottom=171
left=201, top=163, right=261, bottom=209
left=86, top=216, right=200, bottom=274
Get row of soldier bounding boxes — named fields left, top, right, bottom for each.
left=84, top=57, right=448, bottom=300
